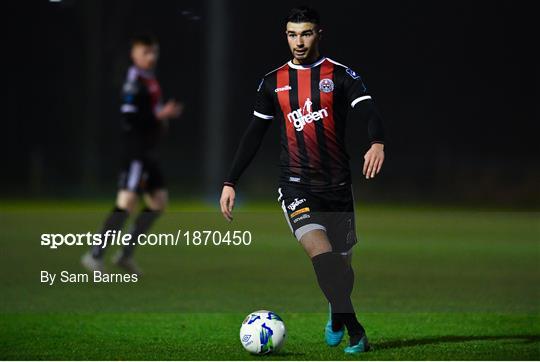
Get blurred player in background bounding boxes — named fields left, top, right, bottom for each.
left=220, top=7, right=385, bottom=354
left=82, top=35, right=183, bottom=276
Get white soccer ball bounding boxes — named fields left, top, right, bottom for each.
left=239, top=310, right=286, bottom=354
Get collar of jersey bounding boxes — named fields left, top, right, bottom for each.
left=132, top=65, right=155, bottom=79
left=288, top=57, right=326, bottom=70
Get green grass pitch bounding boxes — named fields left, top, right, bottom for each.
left=0, top=201, right=539, bottom=360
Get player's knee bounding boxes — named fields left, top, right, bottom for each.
left=145, top=190, right=168, bottom=211
left=146, top=203, right=166, bottom=213
left=158, top=194, right=168, bottom=210
left=152, top=200, right=167, bottom=212
left=300, top=229, right=333, bottom=258
left=308, top=245, right=333, bottom=259
left=116, top=191, right=138, bottom=214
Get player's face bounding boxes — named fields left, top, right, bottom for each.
left=286, top=22, right=321, bottom=64
left=131, top=44, right=159, bottom=70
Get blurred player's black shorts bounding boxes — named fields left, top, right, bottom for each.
left=118, top=157, right=165, bottom=193
left=277, top=184, right=357, bottom=254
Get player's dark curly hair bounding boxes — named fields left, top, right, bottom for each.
left=286, top=6, right=321, bottom=25
left=131, top=34, right=158, bottom=47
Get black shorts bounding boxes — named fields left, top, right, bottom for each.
left=277, top=184, right=358, bottom=254
left=118, top=157, right=165, bottom=194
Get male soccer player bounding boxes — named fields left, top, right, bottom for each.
left=220, top=7, right=385, bottom=354
left=82, top=35, right=183, bottom=276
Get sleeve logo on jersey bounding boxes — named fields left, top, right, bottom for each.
left=346, top=68, right=361, bottom=80
left=319, top=78, right=334, bottom=93
left=293, top=213, right=311, bottom=224
left=287, top=98, right=329, bottom=132
left=123, top=81, right=138, bottom=95
left=290, top=207, right=310, bottom=218
left=287, top=198, right=306, bottom=211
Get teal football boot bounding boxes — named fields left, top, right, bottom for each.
left=344, top=334, right=370, bottom=354
left=324, top=304, right=345, bottom=346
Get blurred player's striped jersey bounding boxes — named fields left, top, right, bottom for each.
left=254, top=57, right=374, bottom=190
left=121, top=66, right=164, bottom=157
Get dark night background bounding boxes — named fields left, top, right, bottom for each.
left=4, top=0, right=539, bottom=207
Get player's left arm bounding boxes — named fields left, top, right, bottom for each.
left=343, top=68, right=386, bottom=179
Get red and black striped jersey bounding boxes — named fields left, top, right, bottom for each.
left=120, top=66, right=165, bottom=157
left=253, top=57, right=376, bottom=189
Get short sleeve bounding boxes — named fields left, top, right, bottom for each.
left=342, top=68, right=372, bottom=108
left=253, top=78, right=274, bottom=120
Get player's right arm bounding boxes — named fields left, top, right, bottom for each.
left=120, top=75, right=150, bottom=129
left=220, top=117, right=270, bottom=221
left=220, top=78, right=274, bottom=221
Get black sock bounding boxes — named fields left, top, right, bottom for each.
left=329, top=265, right=356, bottom=330
left=342, top=313, right=365, bottom=338
left=331, top=313, right=345, bottom=332
left=92, top=207, right=129, bottom=259
left=338, top=266, right=365, bottom=338
left=121, top=207, right=161, bottom=258
left=312, top=253, right=354, bottom=330
left=312, top=252, right=366, bottom=336
left=349, top=331, right=366, bottom=346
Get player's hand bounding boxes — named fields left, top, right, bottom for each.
left=157, top=100, right=184, bottom=120
left=363, top=143, right=384, bottom=179
left=220, top=185, right=236, bottom=222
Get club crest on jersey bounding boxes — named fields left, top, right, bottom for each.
left=287, top=98, right=328, bottom=132
left=319, top=78, right=334, bottom=93
left=346, top=68, right=360, bottom=79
